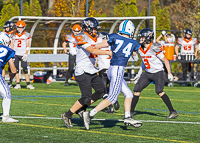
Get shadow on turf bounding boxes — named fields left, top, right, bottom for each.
left=134, top=110, right=166, bottom=118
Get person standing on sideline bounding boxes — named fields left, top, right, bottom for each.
left=175, top=29, right=198, bottom=82
left=63, top=24, right=81, bottom=86
left=61, top=17, right=112, bottom=128
left=10, top=20, right=35, bottom=89
left=131, top=28, right=178, bottom=119
left=0, top=32, right=19, bottom=123
left=82, top=20, right=143, bottom=130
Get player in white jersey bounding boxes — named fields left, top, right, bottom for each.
left=63, top=24, right=81, bottom=86
left=131, top=28, right=178, bottom=119
left=61, top=17, right=112, bottom=128
left=175, top=29, right=198, bottom=81
left=82, top=20, right=143, bottom=130
left=97, top=32, right=120, bottom=113
left=0, top=32, right=19, bottom=123
left=1, top=21, right=15, bottom=79
left=10, top=20, right=35, bottom=89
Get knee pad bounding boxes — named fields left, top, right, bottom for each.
left=23, top=68, right=28, bottom=74
left=92, top=92, right=104, bottom=102
left=78, top=97, right=91, bottom=105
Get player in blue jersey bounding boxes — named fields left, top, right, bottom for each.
left=0, top=32, right=19, bottom=123
left=82, top=20, right=142, bottom=130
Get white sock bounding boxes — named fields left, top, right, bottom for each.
left=125, top=112, right=131, bottom=118
left=2, top=98, right=11, bottom=116
left=89, top=108, right=98, bottom=117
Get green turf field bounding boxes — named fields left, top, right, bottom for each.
left=0, top=82, right=199, bottom=143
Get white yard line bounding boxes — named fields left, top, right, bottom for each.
left=11, top=116, right=200, bottom=125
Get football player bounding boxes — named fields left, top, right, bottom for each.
left=131, top=28, right=178, bottom=119
left=97, top=32, right=120, bottom=113
left=62, top=24, right=81, bottom=86
left=82, top=20, right=143, bottom=130
left=10, top=20, right=35, bottom=89
left=0, top=32, right=19, bottom=123
left=2, top=21, right=15, bottom=79
left=61, top=17, right=112, bottom=128
left=175, top=29, right=198, bottom=81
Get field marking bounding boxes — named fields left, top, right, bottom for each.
left=2, top=121, right=196, bottom=143
left=11, top=116, right=200, bottom=125
left=28, top=114, right=46, bottom=117
left=12, top=100, right=71, bottom=107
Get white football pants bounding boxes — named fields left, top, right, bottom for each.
left=107, top=65, right=133, bottom=104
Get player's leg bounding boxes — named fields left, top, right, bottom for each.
left=13, top=55, right=21, bottom=89
left=131, top=72, right=151, bottom=114
left=82, top=66, right=124, bottom=130
left=8, top=64, right=13, bottom=88
left=61, top=73, right=93, bottom=127
left=181, top=62, right=187, bottom=81
left=65, top=54, right=75, bottom=86
left=2, top=69, right=5, bottom=78
left=0, top=75, right=18, bottom=123
left=21, top=60, right=35, bottom=89
left=154, top=71, right=178, bottom=119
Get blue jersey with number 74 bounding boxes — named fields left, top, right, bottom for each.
left=108, top=33, right=140, bottom=67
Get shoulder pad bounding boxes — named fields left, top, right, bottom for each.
left=192, top=37, right=198, bottom=44
left=65, top=33, right=74, bottom=41
left=151, top=43, right=162, bottom=53
left=25, top=32, right=31, bottom=38
left=75, top=32, right=88, bottom=45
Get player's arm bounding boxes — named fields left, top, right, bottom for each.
left=25, top=38, right=30, bottom=54
left=95, top=39, right=109, bottom=49
left=161, top=56, right=171, bottom=74
left=86, top=46, right=112, bottom=56
left=11, top=39, right=14, bottom=49
left=156, top=34, right=163, bottom=44
left=194, top=44, right=199, bottom=57
left=175, top=45, right=180, bottom=57
left=8, top=58, right=17, bottom=80
left=62, top=41, right=68, bottom=53
left=132, top=51, right=139, bottom=61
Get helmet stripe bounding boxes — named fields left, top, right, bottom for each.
left=122, top=20, right=128, bottom=33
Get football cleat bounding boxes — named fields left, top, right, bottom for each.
left=61, top=113, right=73, bottom=128
left=27, top=84, right=35, bottom=89
left=77, top=110, right=84, bottom=121
left=166, top=111, right=178, bottom=119
left=113, top=100, right=120, bottom=110
left=124, top=117, right=142, bottom=128
left=8, top=84, right=13, bottom=88
left=83, top=112, right=92, bottom=130
left=14, top=84, right=21, bottom=89
left=2, top=115, right=19, bottom=123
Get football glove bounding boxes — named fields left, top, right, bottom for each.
left=161, top=31, right=166, bottom=36
left=168, top=73, right=174, bottom=81
left=22, top=54, right=27, bottom=62
left=131, top=74, right=141, bottom=84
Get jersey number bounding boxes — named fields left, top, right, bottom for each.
left=144, top=59, right=150, bottom=69
left=113, top=39, right=132, bottom=57
left=183, top=45, right=191, bottom=50
left=17, top=40, right=22, bottom=47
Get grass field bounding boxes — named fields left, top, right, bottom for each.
left=0, top=81, right=200, bottom=143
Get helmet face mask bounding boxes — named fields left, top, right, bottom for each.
left=81, top=17, right=100, bottom=37
left=184, top=29, right=192, bottom=40
left=3, top=21, right=15, bottom=33
left=16, top=20, right=26, bottom=34
left=72, top=24, right=81, bottom=35
left=0, top=32, right=10, bottom=47
left=119, top=20, right=135, bottom=38
left=138, top=28, right=154, bottom=44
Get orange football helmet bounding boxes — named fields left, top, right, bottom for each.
left=16, top=20, right=26, bottom=34
left=72, top=24, right=81, bottom=35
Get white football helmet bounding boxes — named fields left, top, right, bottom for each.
left=0, top=32, right=10, bottom=47
left=119, top=20, right=135, bottom=37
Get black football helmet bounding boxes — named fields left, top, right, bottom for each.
left=3, top=21, right=15, bottom=32
left=81, top=17, right=100, bottom=37
left=100, top=31, right=109, bottom=39
left=138, top=28, right=154, bottom=44
left=184, top=28, right=192, bottom=40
